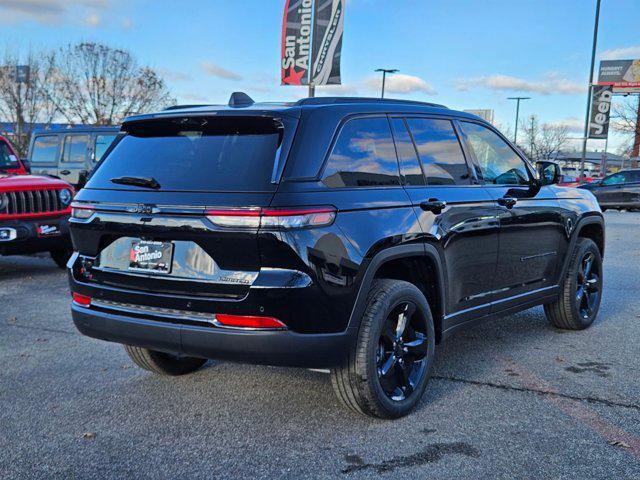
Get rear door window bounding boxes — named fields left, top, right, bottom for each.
left=30, top=135, right=59, bottom=165
left=390, top=118, right=425, bottom=186
left=322, top=117, right=400, bottom=188
left=87, top=116, right=286, bottom=192
left=62, top=134, right=90, bottom=164
left=405, top=118, right=471, bottom=185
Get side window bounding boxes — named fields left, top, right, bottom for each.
left=322, top=117, right=400, bottom=188
left=602, top=173, right=624, bottom=185
left=94, top=134, right=118, bottom=162
left=406, top=118, right=471, bottom=185
left=390, top=118, right=425, bottom=186
left=622, top=170, right=640, bottom=183
left=62, top=135, right=90, bottom=163
left=461, top=122, right=531, bottom=186
left=30, top=136, right=59, bottom=165
left=0, top=141, right=19, bottom=168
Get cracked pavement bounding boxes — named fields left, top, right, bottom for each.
left=1, top=211, right=639, bottom=479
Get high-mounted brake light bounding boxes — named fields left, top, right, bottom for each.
left=206, top=206, right=336, bottom=229
left=71, top=203, right=95, bottom=220
left=72, top=292, right=91, bottom=307
left=215, top=314, right=286, bottom=329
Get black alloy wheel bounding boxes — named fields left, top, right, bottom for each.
left=376, top=301, right=429, bottom=401
left=575, top=251, right=601, bottom=321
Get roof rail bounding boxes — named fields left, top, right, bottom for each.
left=294, top=96, right=448, bottom=109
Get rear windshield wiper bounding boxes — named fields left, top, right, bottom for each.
left=110, top=176, right=161, bottom=189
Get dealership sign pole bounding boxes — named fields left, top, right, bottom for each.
left=579, top=0, right=601, bottom=184
left=281, top=0, right=346, bottom=97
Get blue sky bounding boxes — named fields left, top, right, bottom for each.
left=1, top=0, right=639, bottom=152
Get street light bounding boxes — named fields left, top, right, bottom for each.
left=508, top=96, right=531, bottom=144
left=375, top=68, right=398, bottom=98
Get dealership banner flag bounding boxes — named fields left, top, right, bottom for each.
left=310, top=0, right=345, bottom=85
left=281, top=0, right=345, bottom=86
left=588, top=85, right=613, bottom=140
left=281, top=0, right=313, bottom=85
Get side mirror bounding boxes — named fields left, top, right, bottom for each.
left=536, top=161, right=561, bottom=186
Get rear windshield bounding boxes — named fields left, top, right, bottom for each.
left=87, top=116, right=286, bottom=192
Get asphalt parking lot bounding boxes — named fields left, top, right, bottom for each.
left=1, top=211, right=639, bottom=479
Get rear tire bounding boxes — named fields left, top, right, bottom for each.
left=544, top=238, right=602, bottom=330
left=124, top=345, right=207, bottom=376
left=50, top=248, right=72, bottom=269
left=330, top=279, right=435, bottom=419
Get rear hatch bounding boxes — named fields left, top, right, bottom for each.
left=71, top=113, right=297, bottom=298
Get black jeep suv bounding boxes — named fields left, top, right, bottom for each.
left=69, top=95, right=605, bottom=418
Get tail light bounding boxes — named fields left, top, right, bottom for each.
left=215, top=314, right=286, bottom=329
left=71, top=203, right=95, bottom=220
left=72, top=292, right=91, bottom=307
left=206, top=206, right=336, bottom=229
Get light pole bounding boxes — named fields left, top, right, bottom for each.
left=508, top=96, right=531, bottom=144
left=579, top=0, right=602, bottom=184
left=375, top=68, right=398, bottom=98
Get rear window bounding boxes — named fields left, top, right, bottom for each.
left=321, top=117, right=400, bottom=188
left=87, top=117, right=286, bottom=192
left=94, top=134, right=119, bottom=162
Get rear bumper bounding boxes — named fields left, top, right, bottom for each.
left=72, top=304, right=355, bottom=368
left=0, top=216, right=70, bottom=255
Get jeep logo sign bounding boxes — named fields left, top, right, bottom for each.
left=588, top=85, right=613, bottom=139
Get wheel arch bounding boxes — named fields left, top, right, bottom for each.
left=560, top=215, right=605, bottom=280
left=347, top=244, right=446, bottom=343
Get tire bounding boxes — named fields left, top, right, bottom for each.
left=544, top=238, right=603, bottom=330
left=50, top=248, right=72, bottom=269
left=330, top=279, right=436, bottom=419
left=124, top=345, right=207, bottom=376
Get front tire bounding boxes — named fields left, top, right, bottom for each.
left=544, top=238, right=603, bottom=330
left=124, top=345, right=207, bottom=376
left=331, top=279, right=435, bottom=419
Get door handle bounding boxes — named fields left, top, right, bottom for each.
left=420, top=198, right=447, bottom=214
left=59, top=170, right=71, bottom=175
left=497, top=196, right=517, bottom=209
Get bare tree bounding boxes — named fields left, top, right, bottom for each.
left=0, top=49, right=58, bottom=155
left=519, top=115, right=569, bottom=161
left=46, top=42, right=174, bottom=125
left=612, top=96, right=640, bottom=158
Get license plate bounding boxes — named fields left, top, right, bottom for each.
left=37, top=224, right=60, bottom=237
left=129, top=240, right=174, bottom=274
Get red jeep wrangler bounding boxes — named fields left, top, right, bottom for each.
left=0, top=135, right=74, bottom=268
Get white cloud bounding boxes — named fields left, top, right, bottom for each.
left=364, top=73, right=437, bottom=95
left=121, top=17, right=133, bottom=29
left=201, top=61, right=243, bottom=81
left=600, top=46, right=640, bottom=60
left=158, top=68, right=192, bottom=82
left=84, top=13, right=100, bottom=26
left=542, top=117, right=584, bottom=133
left=0, top=0, right=109, bottom=24
left=315, top=83, right=360, bottom=96
left=455, top=73, right=585, bottom=95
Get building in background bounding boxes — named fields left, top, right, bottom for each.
left=464, top=109, right=495, bottom=124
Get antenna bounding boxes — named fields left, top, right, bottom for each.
left=228, top=92, right=255, bottom=108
